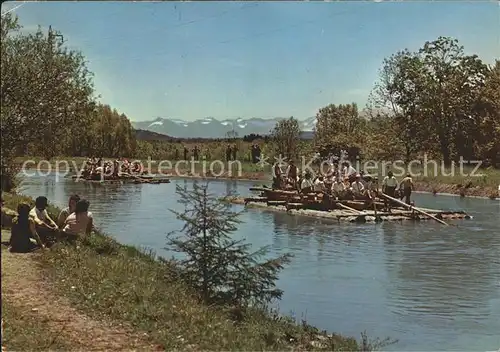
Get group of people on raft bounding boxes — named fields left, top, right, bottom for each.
left=272, top=160, right=414, bottom=208
left=2, top=194, right=93, bottom=253
left=81, top=157, right=145, bottom=180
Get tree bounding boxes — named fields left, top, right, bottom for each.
left=270, top=117, right=300, bottom=160
left=1, top=15, right=96, bottom=160
left=369, top=37, right=489, bottom=164
left=166, top=183, right=292, bottom=307
left=314, top=103, right=365, bottom=159
left=474, top=60, right=500, bottom=166
left=417, top=37, right=488, bottom=163
left=368, top=51, right=429, bottom=162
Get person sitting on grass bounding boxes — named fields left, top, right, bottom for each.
left=9, top=203, right=45, bottom=253
left=61, top=199, right=93, bottom=242
left=57, top=194, right=80, bottom=228
left=29, top=196, right=58, bottom=245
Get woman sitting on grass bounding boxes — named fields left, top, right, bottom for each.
left=61, top=199, right=93, bottom=242
left=9, top=203, right=45, bottom=253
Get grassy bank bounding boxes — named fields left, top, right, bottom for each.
left=1, top=192, right=392, bottom=351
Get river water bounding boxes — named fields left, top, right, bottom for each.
left=19, top=172, right=500, bottom=351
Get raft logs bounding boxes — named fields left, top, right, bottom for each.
left=70, top=175, right=170, bottom=184
left=228, top=190, right=470, bottom=223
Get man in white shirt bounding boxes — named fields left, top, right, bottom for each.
left=350, top=174, right=365, bottom=199
left=30, top=196, right=58, bottom=245
left=382, top=171, right=399, bottom=210
left=342, top=162, right=357, bottom=182
left=313, top=176, right=327, bottom=192
left=332, top=177, right=346, bottom=200
left=300, top=173, right=314, bottom=194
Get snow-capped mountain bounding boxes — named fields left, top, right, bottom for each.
left=132, top=116, right=318, bottom=139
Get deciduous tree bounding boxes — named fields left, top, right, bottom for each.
left=270, top=117, right=300, bottom=160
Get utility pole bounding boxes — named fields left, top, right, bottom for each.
left=43, top=25, right=64, bottom=159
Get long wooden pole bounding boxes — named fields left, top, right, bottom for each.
left=380, top=193, right=450, bottom=226
left=337, top=202, right=365, bottom=215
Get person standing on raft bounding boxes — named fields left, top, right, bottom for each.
left=272, top=162, right=282, bottom=189
left=382, top=171, right=398, bottom=211
left=400, top=173, right=414, bottom=205
left=286, top=160, right=298, bottom=190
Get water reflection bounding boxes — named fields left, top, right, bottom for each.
left=382, top=221, right=500, bottom=343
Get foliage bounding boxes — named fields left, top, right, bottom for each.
left=0, top=13, right=137, bottom=192
left=1, top=14, right=95, bottom=160
left=270, top=117, right=301, bottom=160
left=167, top=183, right=292, bottom=307
left=314, top=103, right=365, bottom=160
left=474, top=60, right=500, bottom=166
left=368, top=36, right=494, bottom=164
left=242, top=133, right=270, bottom=142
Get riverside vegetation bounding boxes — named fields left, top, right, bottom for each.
left=2, top=13, right=499, bottom=197
left=1, top=189, right=395, bottom=351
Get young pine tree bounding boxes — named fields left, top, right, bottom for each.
left=166, top=183, right=292, bottom=307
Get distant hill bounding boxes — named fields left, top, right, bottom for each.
left=135, top=128, right=315, bottom=142
left=135, top=129, right=177, bottom=142
left=132, top=116, right=317, bottom=139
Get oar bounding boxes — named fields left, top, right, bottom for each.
left=337, top=202, right=369, bottom=223
left=380, top=193, right=451, bottom=226
left=369, top=190, right=382, bottom=223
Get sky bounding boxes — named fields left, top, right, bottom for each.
left=1, top=1, right=499, bottom=122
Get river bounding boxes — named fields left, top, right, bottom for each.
left=19, top=172, right=500, bottom=351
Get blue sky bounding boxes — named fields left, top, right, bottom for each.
left=2, top=1, right=499, bottom=122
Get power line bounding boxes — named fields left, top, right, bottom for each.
left=163, top=2, right=259, bottom=31
left=1, top=2, right=26, bottom=17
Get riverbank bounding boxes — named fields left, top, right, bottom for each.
left=1, top=192, right=390, bottom=351
left=17, top=156, right=500, bottom=199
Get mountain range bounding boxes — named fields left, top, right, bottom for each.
left=131, top=116, right=318, bottom=139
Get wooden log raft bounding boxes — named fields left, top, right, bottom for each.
left=71, top=175, right=170, bottom=184
left=222, top=190, right=471, bottom=224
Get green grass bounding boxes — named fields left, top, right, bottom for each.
left=2, top=192, right=395, bottom=351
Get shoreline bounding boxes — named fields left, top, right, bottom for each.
left=22, top=165, right=499, bottom=200
left=1, top=192, right=386, bottom=351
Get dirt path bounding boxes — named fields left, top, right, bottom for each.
left=1, top=233, right=160, bottom=351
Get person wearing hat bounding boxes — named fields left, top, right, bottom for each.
left=286, top=160, right=299, bottom=189
left=272, top=162, right=283, bottom=190
left=300, top=171, right=314, bottom=194
left=314, top=175, right=326, bottom=193
left=351, top=174, right=365, bottom=199
left=400, top=173, right=414, bottom=205
left=331, top=176, right=346, bottom=200
left=382, top=170, right=398, bottom=211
